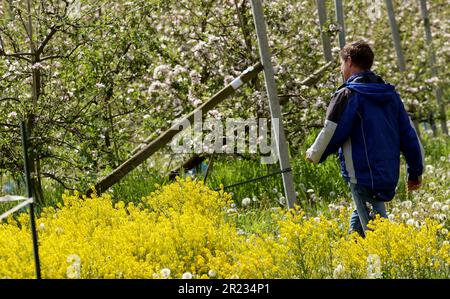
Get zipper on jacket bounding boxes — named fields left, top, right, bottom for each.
left=357, top=111, right=375, bottom=189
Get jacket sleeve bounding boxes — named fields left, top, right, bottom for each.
left=398, top=100, right=424, bottom=181
left=306, top=88, right=358, bottom=164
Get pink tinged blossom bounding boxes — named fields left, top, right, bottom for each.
left=189, top=70, right=201, bottom=85
left=425, top=77, right=439, bottom=84
left=31, top=63, right=45, bottom=70
left=153, top=65, right=171, bottom=80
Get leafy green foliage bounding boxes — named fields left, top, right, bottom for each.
left=0, top=0, right=448, bottom=203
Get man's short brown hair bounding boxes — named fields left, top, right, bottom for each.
left=340, top=41, right=374, bottom=70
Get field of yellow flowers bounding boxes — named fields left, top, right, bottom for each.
left=1, top=160, right=449, bottom=279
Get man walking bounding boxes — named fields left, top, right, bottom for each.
left=306, top=41, right=424, bottom=237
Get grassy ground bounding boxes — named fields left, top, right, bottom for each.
left=1, top=131, right=448, bottom=221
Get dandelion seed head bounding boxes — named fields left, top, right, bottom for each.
left=333, top=264, right=344, bottom=278
left=226, top=208, right=237, bottom=214
left=160, top=268, right=171, bottom=278
left=242, top=197, right=251, bottom=207
left=402, top=201, right=412, bottom=209
left=367, top=254, right=382, bottom=279
left=208, top=270, right=217, bottom=277
left=432, top=202, right=441, bottom=210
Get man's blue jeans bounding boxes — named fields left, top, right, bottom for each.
left=348, top=183, right=388, bottom=238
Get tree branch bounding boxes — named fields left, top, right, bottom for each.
left=40, top=41, right=83, bottom=61
left=0, top=122, right=20, bottom=128
left=0, top=49, right=32, bottom=62
left=0, top=97, right=21, bottom=103
left=41, top=172, right=79, bottom=191
left=36, top=26, right=59, bottom=57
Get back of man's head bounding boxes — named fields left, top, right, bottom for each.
left=340, top=41, right=374, bottom=71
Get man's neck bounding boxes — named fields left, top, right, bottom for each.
left=346, top=69, right=372, bottom=82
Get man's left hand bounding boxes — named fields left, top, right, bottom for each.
left=407, top=180, right=421, bottom=191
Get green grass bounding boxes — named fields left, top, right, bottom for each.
left=1, top=131, right=448, bottom=220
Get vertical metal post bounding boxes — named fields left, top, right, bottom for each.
left=419, top=0, right=448, bottom=135
left=203, top=153, right=215, bottom=184
left=20, top=121, right=41, bottom=279
left=316, top=0, right=333, bottom=62
left=384, top=0, right=406, bottom=72
left=385, top=0, right=423, bottom=136
left=250, top=0, right=297, bottom=209
left=334, top=0, right=346, bottom=49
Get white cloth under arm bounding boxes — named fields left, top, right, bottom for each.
left=306, top=120, right=337, bottom=164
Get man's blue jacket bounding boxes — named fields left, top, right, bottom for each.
left=306, top=71, right=424, bottom=201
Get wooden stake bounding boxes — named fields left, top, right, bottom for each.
left=87, top=62, right=263, bottom=196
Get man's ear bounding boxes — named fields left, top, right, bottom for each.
left=347, top=57, right=353, bottom=68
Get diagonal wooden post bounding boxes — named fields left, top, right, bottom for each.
left=250, top=0, right=297, bottom=209
left=86, top=62, right=263, bottom=196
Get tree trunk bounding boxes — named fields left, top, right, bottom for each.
left=26, top=0, right=44, bottom=205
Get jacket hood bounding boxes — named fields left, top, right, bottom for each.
left=345, top=81, right=397, bottom=104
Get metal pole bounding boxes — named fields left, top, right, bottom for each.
left=419, top=0, right=448, bottom=135
left=334, top=0, right=346, bottom=49
left=250, top=0, right=297, bottom=209
left=20, top=121, right=41, bottom=279
left=385, top=0, right=423, bottom=137
left=384, top=0, right=406, bottom=72
left=203, top=153, right=215, bottom=184
left=316, top=0, right=333, bottom=62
